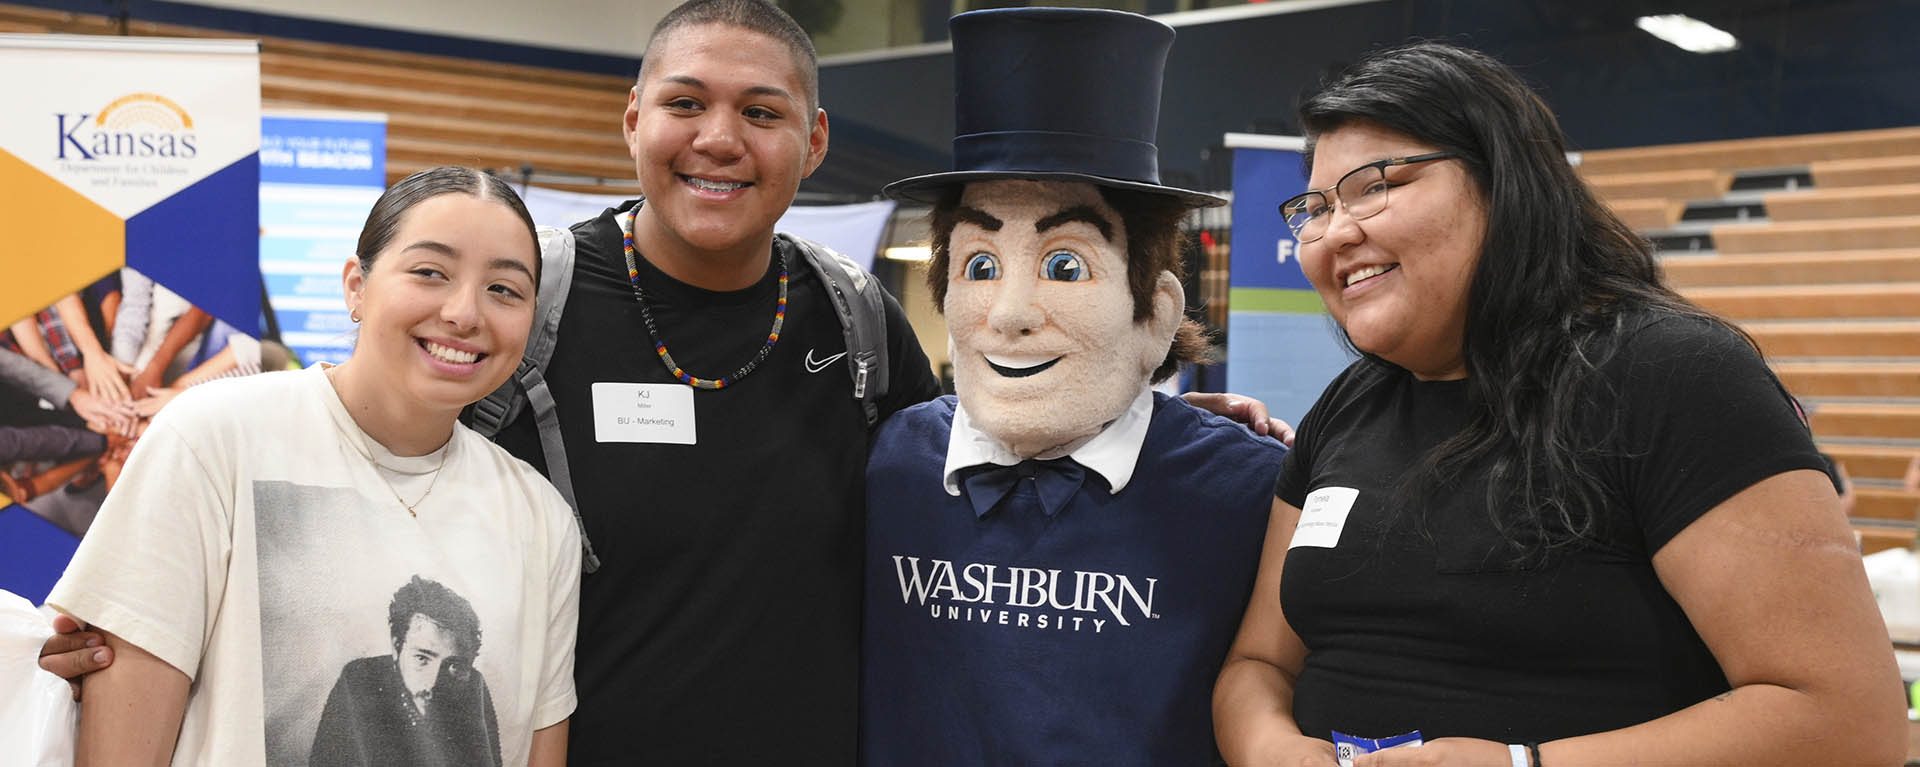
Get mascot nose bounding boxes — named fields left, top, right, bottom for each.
left=986, top=278, right=1044, bottom=336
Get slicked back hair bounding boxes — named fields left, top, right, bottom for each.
left=356, top=165, right=540, bottom=285
left=926, top=184, right=1209, bottom=384
left=638, top=0, right=820, bottom=112
left=1300, top=41, right=1744, bottom=560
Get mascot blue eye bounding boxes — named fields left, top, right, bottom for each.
left=963, top=252, right=1000, bottom=281
left=1041, top=250, right=1088, bottom=282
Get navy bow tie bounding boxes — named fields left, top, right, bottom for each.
left=959, top=457, right=1087, bottom=519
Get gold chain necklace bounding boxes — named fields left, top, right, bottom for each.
left=322, top=364, right=451, bottom=517
left=374, top=443, right=450, bottom=518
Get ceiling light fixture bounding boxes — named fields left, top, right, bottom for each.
left=1636, top=14, right=1740, bottom=53
left=883, top=245, right=932, bottom=262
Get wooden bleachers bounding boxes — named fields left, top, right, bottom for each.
left=382, top=114, right=626, bottom=160
left=1826, top=444, right=1920, bottom=478
left=0, top=2, right=640, bottom=192
left=258, top=52, right=628, bottom=111
left=1712, top=215, right=1920, bottom=253
left=1763, top=183, right=1920, bottom=221
left=1585, top=168, right=1730, bottom=201
left=1593, top=126, right=1920, bottom=554
left=1579, top=126, right=1920, bottom=176
left=261, top=75, right=609, bottom=132
left=1770, top=362, right=1920, bottom=398
left=1607, top=198, right=1686, bottom=230
left=1815, top=156, right=1920, bottom=188
left=1685, top=282, right=1920, bottom=319
left=0, top=3, right=629, bottom=90
left=1746, top=321, right=1920, bottom=357
left=1813, top=404, right=1920, bottom=439
left=1662, top=250, right=1920, bottom=287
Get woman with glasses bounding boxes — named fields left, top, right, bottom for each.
left=1212, top=42, right=1903, bottom=766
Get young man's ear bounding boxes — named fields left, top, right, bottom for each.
left=1142, top=270, right=1183, bottom=373
left=622, top=86, right=643, bottom=159
left=803, top=107, right=830, bottom=179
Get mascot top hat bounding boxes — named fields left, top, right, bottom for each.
left=883, top=7, right=1225, bottom=208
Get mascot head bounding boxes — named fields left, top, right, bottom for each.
left=887, top=8, right=1223, bottom=457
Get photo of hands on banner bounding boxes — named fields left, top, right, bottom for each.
left=1, top=268, right=287, bottom=534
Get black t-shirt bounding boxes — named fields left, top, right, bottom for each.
left=494, top=200, right=940, bottom=765
left=1273, top=311, right=1827, bottom=744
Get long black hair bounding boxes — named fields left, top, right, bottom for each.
left=1299, top=42, right=1746, bottom=555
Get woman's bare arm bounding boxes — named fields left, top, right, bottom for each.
left=1213, top=499, right=1337, bottom=766
left=74, top=629, right=190, bottom=767
left=528, top=719, right=569, bottom=767
left=1359, top=470, right=1906, bottom=767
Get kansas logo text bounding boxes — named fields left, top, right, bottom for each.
left=56, top=93, right=199, bottom=160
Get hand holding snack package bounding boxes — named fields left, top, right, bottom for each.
left=0, top=590, right=77, bottom=767
left=1333, top=730, right=1423, bottom=767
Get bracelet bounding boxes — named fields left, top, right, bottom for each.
left=1508, top=744, right=1528, bottom=767
left=1529, top=742, right=1543, bottom=767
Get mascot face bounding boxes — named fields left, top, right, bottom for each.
left=943, top=179, right=1180, bottom=456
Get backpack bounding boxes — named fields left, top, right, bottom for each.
left=464, top=224, right=893, bottom=573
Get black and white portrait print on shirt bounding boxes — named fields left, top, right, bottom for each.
left=255, top=481, right=503, bottom=767
left=308, top=575, right=503, bottom=767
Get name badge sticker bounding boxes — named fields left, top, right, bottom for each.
left=592, top=383, right=696, bottom=444
left=1289, top=486, right=1359, bottom=550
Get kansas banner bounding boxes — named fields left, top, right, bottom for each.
left=1, top=34, right=260, bottom=328
left=0, top=34, right=261, bottom=603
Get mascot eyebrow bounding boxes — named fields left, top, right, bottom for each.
left=954, top=206, right=1004, bottom=232
left=1034, top=205, right=1114, bottom=241
left=953, top=204, right=1115, bottom=241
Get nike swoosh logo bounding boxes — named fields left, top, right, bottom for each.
left=805, top=349, right=848, bottom=374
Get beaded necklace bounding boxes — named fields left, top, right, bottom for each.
left=620, top=206, right=787, bottom=389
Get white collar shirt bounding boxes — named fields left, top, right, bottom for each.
left=941, top=388, right=1154, bottom=498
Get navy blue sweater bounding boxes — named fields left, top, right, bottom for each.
left=862, top=393, right=1284, bottom=766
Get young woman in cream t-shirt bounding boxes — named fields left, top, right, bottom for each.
left=49, top=166, right=580, bottom=767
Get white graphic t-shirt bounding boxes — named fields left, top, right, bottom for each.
left=49, top=365, right=580, bottom=766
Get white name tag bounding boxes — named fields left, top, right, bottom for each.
left=1289, top=486, right=1358, bottom=549
left=591, top=383, right=696, bottom=445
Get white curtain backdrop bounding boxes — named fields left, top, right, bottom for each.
left=519, top=186, right=896, bottom=271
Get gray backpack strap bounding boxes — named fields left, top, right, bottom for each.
left=520, top=361, right=599, bottom=573
left=469, top=225, right=577, bottom=437
left=464, top=225, right=601, bottom=574
left=783, top=233, right=890, bottom=427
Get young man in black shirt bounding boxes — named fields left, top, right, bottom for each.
left=485, top=2, right=939, bottom=763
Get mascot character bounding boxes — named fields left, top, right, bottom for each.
left=860, top=8, right=1288, bottom=765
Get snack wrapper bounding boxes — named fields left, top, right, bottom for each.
left=1332, top=729, right=1422, bottom=767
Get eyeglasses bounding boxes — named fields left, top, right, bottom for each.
left=1279, top=152, right=1459, bottom=243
